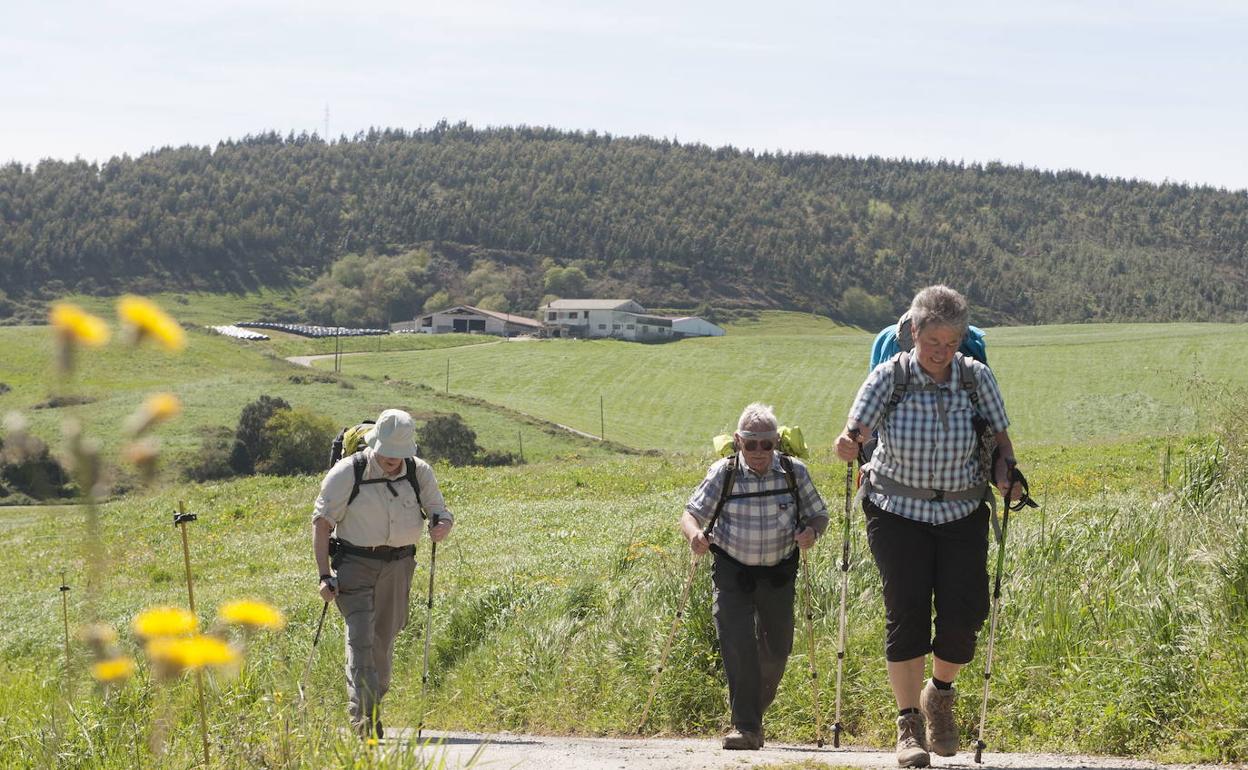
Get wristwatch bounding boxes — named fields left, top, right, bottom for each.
left=319, top=574, right=334, bottom=583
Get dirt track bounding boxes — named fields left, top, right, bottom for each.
left=384, top=730, right=1239, bottom=770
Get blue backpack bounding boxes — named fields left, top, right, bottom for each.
left=870, top=311, right=988, bottom=371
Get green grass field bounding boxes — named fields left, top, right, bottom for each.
left=4, top=307, right=1248, bottom=767
left=321, top=321, right=1248, bottom=452
left=0, top=323, right=619, bottom=481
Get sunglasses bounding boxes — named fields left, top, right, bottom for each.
left=740, top=439, right=775, bottom=452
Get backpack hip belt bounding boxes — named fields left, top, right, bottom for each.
left=856, top=463, right=988, bottom=505
left=330, top=537, right=416, bottom=562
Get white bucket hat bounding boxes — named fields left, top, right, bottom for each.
left=364, top=409, right=419, bottom=459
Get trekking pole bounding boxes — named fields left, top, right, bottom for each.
left=831, top=428, right=859, bottom=748
left=800, top=549, right=823, bottom=747
left=298, top=601, right=329, bottom=706
left=173, top=501, right=210, bottom=768
left=417, top=516, right=441, bottom=742
left=637, top=549, right=702, bottom=732
left=59, top=572, right=71, bottom=671
left=637, top=458, right=737, bottom=732
left=974, top=461, right=1018, bottom=764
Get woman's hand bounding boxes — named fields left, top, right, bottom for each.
left=835, top=426, right=863, bottom=463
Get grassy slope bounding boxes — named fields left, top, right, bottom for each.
left=0, top=325, right=620, bottom=477
left=324, top=318, right=1248, bottom=451
left=3, top=310, right=1247, bottom=765
left=3, top=439, right=1245, bottom=763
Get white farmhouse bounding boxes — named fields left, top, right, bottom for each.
left=394, top=305, right=543, bottom=337
left=538, top=299, right=723, bottom=341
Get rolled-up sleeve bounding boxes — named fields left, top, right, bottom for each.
left=849, top=362, right=894, bottom=432
left=685, top=459, right=730, bottom=526
left=312, top=459, right=353, bottom=526
left=794, top=460, right=830, bottom=537
left=973, top=363, right=1010, bottom=433
left=413, top=461, right=453, bottom=523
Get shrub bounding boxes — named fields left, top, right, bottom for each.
left=419, top=413, right=479, bottom=466
left=477, top=449, right=520, bottom=467
left=234, top=395, right=291, bottom=474
left=182, top=426, right=242, bottom=482
left=0, top=433, right=73, bottom=500
left=256, top=407, right=336, bottom=475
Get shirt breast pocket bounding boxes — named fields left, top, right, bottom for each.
left=774, top=493, right=797, bottom=524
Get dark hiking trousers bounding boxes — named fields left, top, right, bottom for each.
left=864, top=499, right=990, bottom=664
left=711, top=550, right=796, bottom=734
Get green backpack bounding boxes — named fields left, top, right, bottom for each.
left=329, top=420, right=424, bottom=510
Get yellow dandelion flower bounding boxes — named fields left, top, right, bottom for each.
left=117, top=295, right=186, bottom=351
left=217, top=599, right=285, bottom=631
left=124, top=392, right=181, bottom=439
left=147, top=635, right=239, bottom=672
left=133, top=606, right=198, bottom=639
left=49, top=303, right=111, bottom=347
left=92, top=656, right=136, bottom=683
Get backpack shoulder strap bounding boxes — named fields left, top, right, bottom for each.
left=955, top=352, right=981, bottom=408
left=703, top=455, right=739, bottom=535
left=404, top=457, right=426, bottom=519
left=778, top=454, right=802, bottom=526
left=347, top=452, right=368, bottom=505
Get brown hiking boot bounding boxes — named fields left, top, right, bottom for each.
left=920, top=680, right=959, bottom=756
left=722, top=728, right=763, bottom=750
left=896, top=712, right=930, bottom=768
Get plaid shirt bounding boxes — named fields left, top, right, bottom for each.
left=685, top=453, right=829, bottom=566
left=850, top=354, right=1010, bottom=524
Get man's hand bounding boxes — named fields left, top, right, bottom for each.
left=430, top=519, right=453, bottom=543
left=689, top=531, right=711, bottom=556
left=794, top=526, right=817, bottom=551
left=319, top=576, right=338, bottom=603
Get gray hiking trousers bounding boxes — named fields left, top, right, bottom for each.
left=334, top=550, right=416, bottom=730
left=711, top=551, right=797, bottom=734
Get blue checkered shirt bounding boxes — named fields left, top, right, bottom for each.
left=685, top=453, right=829, bottom=566
left=850, top=355, right=1010, bottom=524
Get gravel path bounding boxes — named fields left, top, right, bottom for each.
left=380, top=730, right=1237, bottom=770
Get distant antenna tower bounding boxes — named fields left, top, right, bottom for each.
left=323, top=104, right=330, bottom=141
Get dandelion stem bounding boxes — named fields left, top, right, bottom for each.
left=195, top=670, right=210, bottom=766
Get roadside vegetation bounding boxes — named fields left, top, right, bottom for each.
left=2, top=305, right=1246, bottom=766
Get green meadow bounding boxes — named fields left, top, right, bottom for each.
left=2, top=308, right=1247, bottom=767
left=321, top=320, right=1248, bottom=452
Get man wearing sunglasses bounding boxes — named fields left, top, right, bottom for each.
left=681, top=402, right=830, bottom=750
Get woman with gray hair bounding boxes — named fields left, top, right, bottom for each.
left=682, top=402, right=830, bottom=750
left=835, top=285, right=1023, bottom=767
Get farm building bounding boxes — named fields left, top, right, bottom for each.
left=539, top=299, right=722, bottom=341
left=394, top=305, right=543, bottom=337
left=671, top=316, right=726, bottom=338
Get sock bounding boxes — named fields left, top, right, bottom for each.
left=932, top=677, right=953, bottom=690
left=898, top=707, right=920, bottom=717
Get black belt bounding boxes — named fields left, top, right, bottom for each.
left=331, top=538, right=415, bottom=562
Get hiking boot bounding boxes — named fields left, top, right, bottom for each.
left=920, top=680, right=958, bottom=756
left=895, top=712, right=930, bottom=768
left=722, top=728, right=763, bottom=750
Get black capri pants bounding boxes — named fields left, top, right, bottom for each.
left=864, top=499, right=991, bottom=664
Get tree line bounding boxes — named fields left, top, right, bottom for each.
left=2, top=122, right=1246, bottom=325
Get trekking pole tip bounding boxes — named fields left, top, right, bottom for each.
left=832, top=722, right=842, bottom=748
left=974, top=740, right=985, bottom=763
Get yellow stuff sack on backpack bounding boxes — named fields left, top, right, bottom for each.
left=712, top=425, right=808, bottom=459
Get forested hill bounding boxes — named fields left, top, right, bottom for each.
left=2, top=123, right=1246, bottom=324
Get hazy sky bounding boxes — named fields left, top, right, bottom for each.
left=4, top=0, right=1246, bottom=190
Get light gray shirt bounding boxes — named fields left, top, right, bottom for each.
left=312, top=448, right=452, bottom=547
